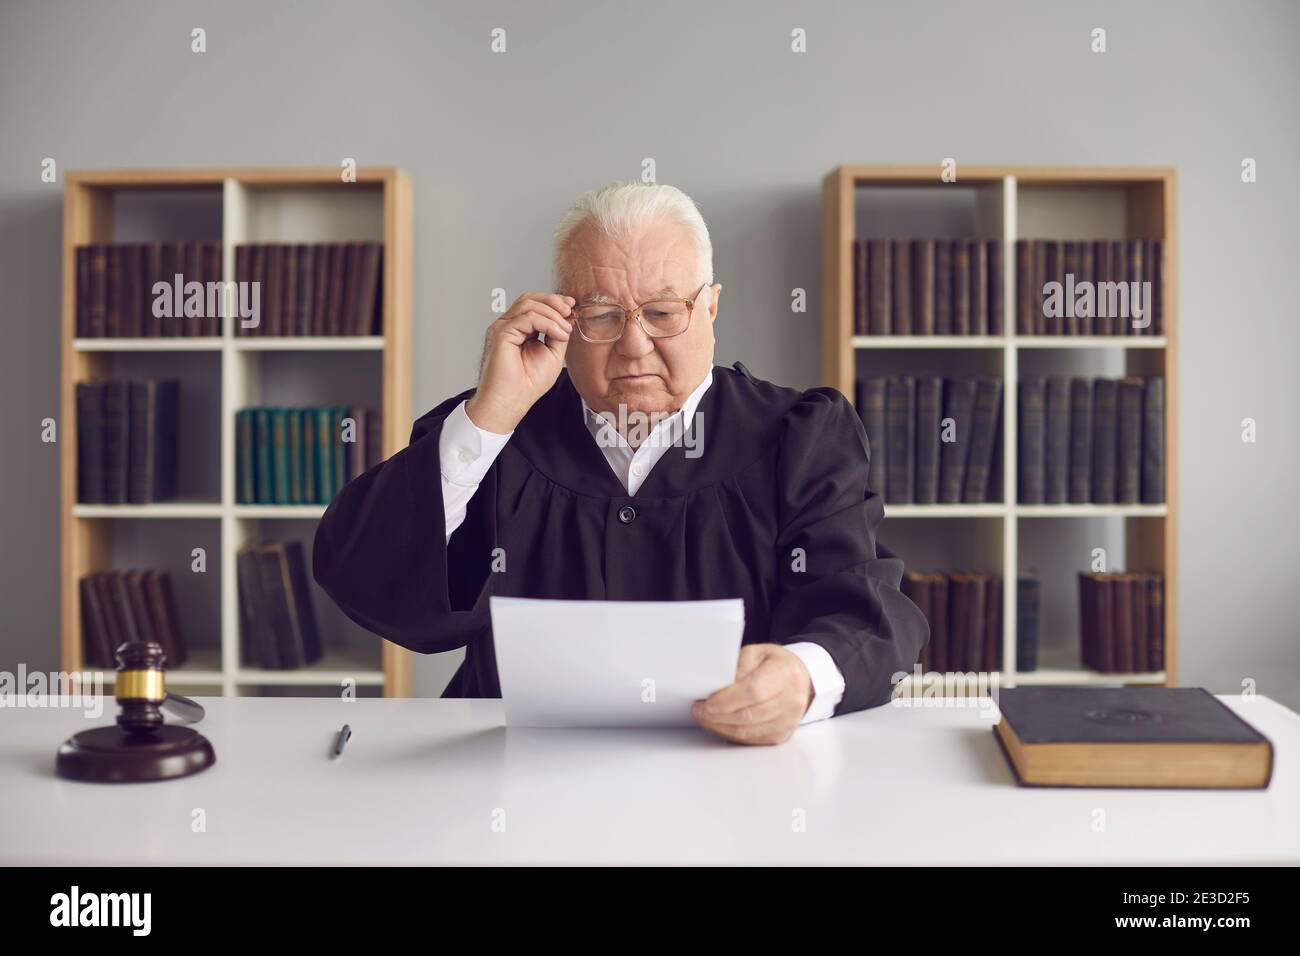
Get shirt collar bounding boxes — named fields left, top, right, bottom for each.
left=579, top=367, right=714, bottom=446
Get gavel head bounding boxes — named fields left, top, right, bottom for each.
left=114, top=641, right=167, bottom=733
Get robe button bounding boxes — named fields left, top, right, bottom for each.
left=617, top=505, right=636, bottom=524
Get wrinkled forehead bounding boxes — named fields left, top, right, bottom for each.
left=563, top=219, right=698, bottom=303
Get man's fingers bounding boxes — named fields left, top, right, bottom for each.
left=694, top=713, right=795, bottom=746
left=516, top=292, right=575, bottom=316
left=496, top=310, right=572, bottom=345
left=691, top=694, right=788, bottom=728
left=734, top=643, right=769, bottom=680
left=697, top=662, right=782, bottom=716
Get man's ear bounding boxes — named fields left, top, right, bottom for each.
left=707, top=282, right=722, bottom=322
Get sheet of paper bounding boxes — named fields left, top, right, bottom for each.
left=490, top=596, right=745, bottom=727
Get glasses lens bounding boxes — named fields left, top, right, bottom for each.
left=574, top=305, right=626, bottom=342
left=639, top=300, right=690, bottom=337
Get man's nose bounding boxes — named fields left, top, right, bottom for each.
left=613, top=312, right=655, bottom=357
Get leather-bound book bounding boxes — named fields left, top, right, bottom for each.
left=966, top=573, right=988, bottom=672
left=236, top=409, right=254, bottom=504
left=993, top=687, right=1274, bottom=788
left=340, top=242, right=363, bottom=337
left=1091, top=240, right=1112, bottom=335
left=968, top=239, right=988, bottom=335
left=1015, top=240, right=1034, bottom=335
left=1043, top=241, right=1062, bottom=335
left=1077, top=240, right=1095, bottom=335
left=853, top=241, right=868, bottom=335
left=901, top=571, right=932, bottom=672
left=1090, top=378, right=1119, bottom=503
left=121, top=244, right=144, bottom=337
left=295, top=245, right=315, bottom=336
left=1078, top=572, right=1108, bottom=670
left=1112, top=572, right=1136, bottom=672
left=1141, top=377, right=1165, bottom=503
left=200, top=241, right=222, bottom=336
left=1044, top=376, right=1070, bottom=504
left=301, top=409, right=319, bottom=504
left=183, top=242, right=203, bottom=336
left=101, top=379, right=131, bottom=505
left=164, top=242, right=186, bottom=336
left=884, top=377, right=915, bottom=504
left=105, top=245, right=124, bottom=337
left=914, top=377, right=943, bottom=504
left=938, top=378, right=977, bottom=504
left=1032, top=240, right=1048, bottom=334
left=1094, top=573, right=1116, bottom=671
left=79, top=575, right=116, bottom=669
left=287, top=409, right=303, bottom=505
left=271, top=409, right=290, bottom=505
left=928, top=572, right=950, bottom=673
left=241, top=244, right=263, bottom=336
left=912, top=240, right=936, bottom=335
left=1016, top=574, right=1039, bottom=672
left=76, top=246, right=91, bottom=337
left=263, top=244, right=283, bottom=336
left=890, top=239, right=912, bottom=335
left=127, top=378, right=180, bottom=503
left=91, top=573, right=126, bottom=662
left=983, top=574, right=1002, bottom=671
left=1061, top=241, right=1079, bottom=335
left=87, top=245, right=108, bottom=337
left=987, top=240, right=1004, bottom=335
left=1125, top=239, right=1145, bottom=335
left=314, top=408, right=335, bottom=501
left=76, top=381, right=106, bottom=503
left=253, top=408, right=273, bottom=504
left=1146, top=573, right=1165, bottom=672
left=279, top=243, right=297, bottom=337
left=233, top=245, right=251, bottom=338
left=145, top=570, right=188, bottom=668
left=1116, top=377, right=1144, bottom=503
left=1149, top=240, right=1164, bottom=336
left=281, top=541, right=323, bottom=665
left=237, top=544, right=279, bottom=668
left=1017, top=377, right=1045, bottom=504
left=311, top=244, right=331, bottom=335
left=356, top=243, right=384, bottom=335
left=934, top=240, right=953, bottom=335
left=107, top=571, right=144, bottom=644
left=257, top=542, right=303, bottom=668
left=1130, top=571, right=1151, bottom=673
left=325, top=244, right=348, bottom=335
left=1068, top=377, right=1093, bottom=503
left=860, top=378, right=888, bottom=497
left=143, top=243, right=164, bottom=336
left=950, top=239, right=971, bottom=334
left=961, top=377, right=1002, bottom=503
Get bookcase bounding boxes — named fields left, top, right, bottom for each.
left=822, top=165, right=1177, bottom=687
left=60, top=168, right=413, bottom=697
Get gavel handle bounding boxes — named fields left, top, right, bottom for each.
left=161, top=692, right=205, bottom=723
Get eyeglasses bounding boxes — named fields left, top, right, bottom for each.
left=569, top=283, right=708, bottom=343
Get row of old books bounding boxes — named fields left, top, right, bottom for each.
left=1078, top=571, right=1165, bottom=672
left=79, top=570, right=188, bottom=669
left=236, top=406, right=382, bottom=505
left=901, top=571, right=1004, bottom=673
left=853, top=239, right=1004, bottom=336
left=236, top=540, right=323, bottom=670
left=855, top=377, right=1003, bottom=504
left=1015, top=239, right=1164, bottom=335
left=233, top=242, right=383, bottom=336
left=1018, top=376, right=1164, bottom=504
left=76, top=242, right=223, bottom=337
left=76, top=378, right=180, bottom=504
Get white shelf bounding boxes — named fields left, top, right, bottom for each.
left=74, top=337, right=223, bottom=351
left=232, top=336, right=384, bottom=351
left=1013, top=335, right=1166, bottom=349
left=235, top=668, right=385, bottom=686
left=852, top=335, right=1166, bottom=350
left=853, top=335, right=1006, bottom=349
left=884, top=503, right=1007, bottom=518
left=73, top=502, right=223, bottom=519
left=233, top=504, right=328, bottom=519
left=1016, top=504, right=1168, bottom=517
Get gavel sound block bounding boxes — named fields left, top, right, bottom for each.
left=56, top=641, right=216, bottom=783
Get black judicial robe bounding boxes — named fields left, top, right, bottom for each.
left=313, top=363, right=928, bottom=715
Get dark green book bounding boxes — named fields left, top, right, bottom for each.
left=286, top=409, right=303, bottom=505
left=236, top=409, right=255, bottom=504
left=269, top=410, right=289, bottom=505
left=300, top=409, right=318, bottom=504
left=314, top=408, right=334, bottom=502
left=253, top=408, right=273, bottom=504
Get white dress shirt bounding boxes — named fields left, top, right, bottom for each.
left=437, top=370, right=847, bottom=723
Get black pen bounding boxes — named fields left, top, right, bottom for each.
left=333, top=724, right=352, bottom=758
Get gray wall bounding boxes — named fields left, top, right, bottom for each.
left=2, top=0, right=1297, bottom=707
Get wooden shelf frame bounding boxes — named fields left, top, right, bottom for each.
left=822, top=164, right=1178, bottom=687
left=60, top=167, right=413, bottom=697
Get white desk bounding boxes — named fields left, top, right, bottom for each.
left=2, top=694, right=1296, bottom=864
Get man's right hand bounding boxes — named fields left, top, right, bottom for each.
left=464, top=292, right=575, bottom=434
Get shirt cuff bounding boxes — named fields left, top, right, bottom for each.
left=439, top=400, right=513, bottom=487
left=785, top=642, right=846, bottom=724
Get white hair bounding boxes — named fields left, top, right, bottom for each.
left=551, top=180, right=714, bottom=294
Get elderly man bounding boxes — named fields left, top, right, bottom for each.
left=313, top=180, right=927, bottom=745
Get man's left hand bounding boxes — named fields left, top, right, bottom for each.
left=691, top=643, right=813, bottom=745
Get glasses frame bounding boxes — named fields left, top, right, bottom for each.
left=568, top=282, right=709, bottom=344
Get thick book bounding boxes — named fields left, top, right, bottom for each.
left=934, top=240, right=953, bottom=335
left=87, top=245, right=108, bottom=337
left=986, top=240, right=1004, bottom=335
left=236, top=409, right=255, bottom=504
left=105, top=245, right=124, bottom=337
left=1116, top=377, right=1144, bottom=503
left=860, top=378, right=887, bottom=496
left=1112, top=572, right=1136, bottom=672
left=1125, top=239, right=1146, bottom=335
left=144, top=570, right=188, bottom=667
left=884, top=377, right=915, bottom=504
left=1078, top=572, right=1115, bottom=671
left=1061, top=241, right=1079, bottom=335
left=994, top=687, right=1273, bottom=789
left=968, top=240, right=988, bottom=335
left=325, top=244, right=347, bottom=335
left=287, top=409, right=303, bottom=505
left=1031, top=241, right=1048, bottom=334
left=890, top=239, right=912, bottom=335
left=1067, top=377, right=1093, bottom=503
left=1090, top=378, right=1119, bottom=503
left=1043, top=376, right=1070, bottom=504
left=122, top=244, right=145, bottom=337
left=1141, top=376, right=1165, bottom=503
left=262, top=244, right=282, bottom=336
left=354, top=242, right=383, bottom=335
left=257, top=542, right=303, bottom=668
left=280, top=243, right=298, bottom=337
left=950, top=240, right=971, bottom=334
left=92, top=573, right=126, bottom=663
left=1043, top=242, right=1062, bottom=335
left=1016, top=575, right=1039, bottom=672
left=279, top=540, right=323, bottom=665
left=911, top=240, right=936, bottom=335
left=913, top=378, right=943, bottom=504
left=1146, top=573, right=1165, bottom=672
left=78, top=574, right=116, bottom=668
left=75, top=246, right=91, bottom=337
left=270, top=409, right=290, bottom=505
left=937, top=378, right=977, bottom=504
left=183, top=242, right=204, bottom=336
left=143, top=243, right=164, bottom=336
left=982, top=574, right=1002, bottom=672
left=101, top=379, right=131, bottom=504
left=315, top=408, right=335, bottom=502
left=311, top=244, right=332, bottom=335
left=200, top=241, right=222, bottom=336
left=1077, top=240, right=1095, bottom=335
left=866, top=240, right=892, bottom=335
left=127, top=378, right=180, bottom=503
left=253, top=408, right=274, bottom=504
left=961, top=377, right=1002, bottom=503
left=852, top=241, right=868, bottom=335
left=237, top=544, right=280, bottom=668
left=1017, top=377, right=1045, bottom=504
left=301, top=408, right=319, bottom=504
left=1149, top=240, right=1164, bottom=336
left=75, top=381, right=107, bottom=503
left=1014, top=240, right=1034, bottom=335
